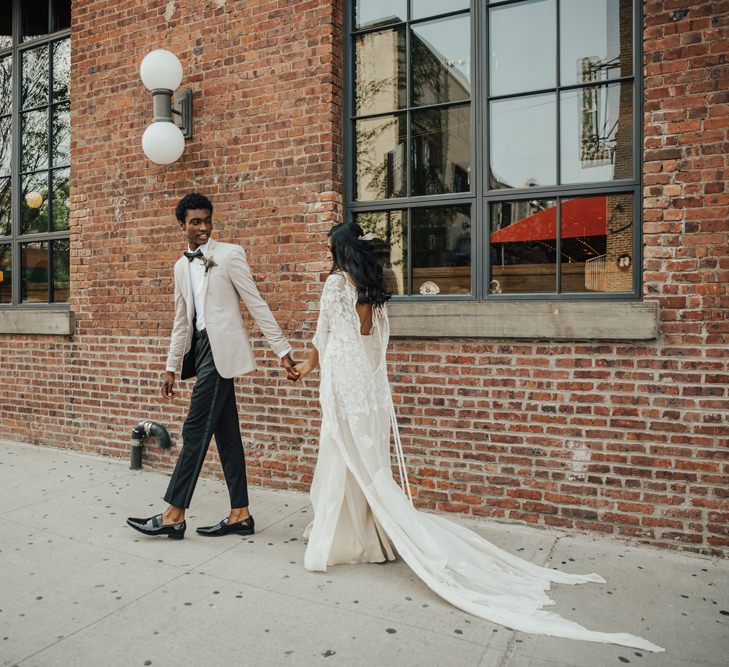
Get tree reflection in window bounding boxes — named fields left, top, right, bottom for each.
left=1, top=0, right=71, bottom=306
left=0, top=55, right=10, bottom=233
left=19, top=38, right=70, bottom=235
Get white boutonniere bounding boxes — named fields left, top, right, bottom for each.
left=202, top=255, right=217, bottom=274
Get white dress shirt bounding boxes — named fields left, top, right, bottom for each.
left=165, top=242, right=291, bottom=373
left=188, top=242, right=208, bottom=332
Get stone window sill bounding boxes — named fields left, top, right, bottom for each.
left=0, top=309, right=75, bottom=336
left=388, top=300, right=657, bottom=341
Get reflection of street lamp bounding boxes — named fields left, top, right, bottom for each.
left=140, top=49, right=193, bottom=164
left=25, top=191, right=44, bottom=208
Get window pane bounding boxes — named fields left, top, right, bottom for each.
left=52, top=238, right=69, bottom=302
left=51, top=167, right=70, bottom=231
left=0, top=178, right=10, bottom=236
left=412, top=205, right=471, bottom=296
left=52, top=39, right=70, bottom=102
left=21, top=171, right=49, bottom=234
left=560, top=81, right=633, bottom=183
left=560, top=0, right=633, bottom=86
left=22, top=109, right=49, bottom=171
left=355, top=114, right=407, bottom=200
left=354, top=0, right=407, bottom=30
left=22, top=44, right=49, bottom=109
left=21, top=240, right=49, bottom=303
left=489, top=0, right=556, bottom=96
left=354, top=28, right=406, bottom=116
left=412, top=104, right=470, bottom=196
left=0, top=244, right=10, bottom=303
left=411, top=14, right=470, bottom=107
left=353, top=210, right=407, bottom=295
left=490, top=199, right=557, bottom=294
left=561, top=193, right=633, bottom=293
left=0, top=56, right=11, bottom=115
left=0, top=116, right=10, bottom=176
left=0, top=4, right=12, bottom=50
left=22, top=0, right=50, bottom=42
left=51, top=103, right=70, bottom=165
left=490, top=93, right=556, bottom=189
left=51, top=0, right=72, bottom=32
left=411, top=0, right=469, bottom=20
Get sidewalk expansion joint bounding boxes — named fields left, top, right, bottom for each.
left=497, top=534, right=561, bottom=667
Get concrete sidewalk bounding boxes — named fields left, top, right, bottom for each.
left=0, top=440, right=726, bottom=667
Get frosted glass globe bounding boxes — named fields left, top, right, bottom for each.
left=25, top=191, right=44, bottom=208
left=140, top=49, right=183, bottom=91
left=142, top=122, right=185, bottom=164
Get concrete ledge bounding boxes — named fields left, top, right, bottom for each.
left=388, top=300, right=658, bottom=341
left=0, top=309, right=75, bottom=336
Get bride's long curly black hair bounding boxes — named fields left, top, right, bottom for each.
left=328, top=222, right=391, bottom=308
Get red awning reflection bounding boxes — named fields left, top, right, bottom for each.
left=491, top=196, right=607, bottom=243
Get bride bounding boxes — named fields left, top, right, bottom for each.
left=293, top=222, right=663, bottom=652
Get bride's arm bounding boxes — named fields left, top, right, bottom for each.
left=295, top=274, right=346, bottom=377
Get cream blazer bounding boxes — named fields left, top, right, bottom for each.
left=165, top=238, right=290, bottom=379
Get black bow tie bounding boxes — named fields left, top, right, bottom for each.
left=184, top=249, right=203, bottom=262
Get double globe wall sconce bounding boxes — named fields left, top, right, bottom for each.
left=139, top=49, right=193, bottom=165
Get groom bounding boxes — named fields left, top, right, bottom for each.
left=127, top=193, right=299, bottom=540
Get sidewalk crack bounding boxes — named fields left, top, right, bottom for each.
left=496, top=534, right=561, bottom=666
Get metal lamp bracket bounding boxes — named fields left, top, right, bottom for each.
left=173, top=88, right=193, bottom=139
left=150, top=88, right=193, bottom=139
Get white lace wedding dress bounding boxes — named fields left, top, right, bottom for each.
left=303, top=273, right=663, bottom=652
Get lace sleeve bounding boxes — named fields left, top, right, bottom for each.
left=312, top=273, right=350, bottom=354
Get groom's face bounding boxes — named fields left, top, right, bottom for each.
left=181, top=209, right=213, bottom=249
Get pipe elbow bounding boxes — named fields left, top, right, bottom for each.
left=131, top=421, right=171, bottom=449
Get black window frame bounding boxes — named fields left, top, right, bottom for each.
left=0, top=0, right=71, bottom=310
left=344, top=0, right=643, bottom=302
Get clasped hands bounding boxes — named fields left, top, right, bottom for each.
left=162, top=353, right=311, bottom=400
left=281, top=354, right=315, bottom=382
left=280, top=353, right=300, bottom=382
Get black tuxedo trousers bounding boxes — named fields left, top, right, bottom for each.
left=164, top=329, right=249, bottom=509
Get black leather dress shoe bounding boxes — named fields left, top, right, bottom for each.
left=196, top=515, right=255, bottom=537
left=126, top=514, right=186, bottom=540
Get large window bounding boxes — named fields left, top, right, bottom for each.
left=0, top=0, right=71, bottom=307
left=347, top=0, right=639, bottom=300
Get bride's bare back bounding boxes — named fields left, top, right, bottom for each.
left=342, top=272, right=373, bottom=335
left=355, top=302, right=373, bottom=335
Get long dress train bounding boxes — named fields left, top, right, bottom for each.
left=303, top=273, right=663, bottom=653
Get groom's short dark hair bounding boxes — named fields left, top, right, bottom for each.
left=176, top=193, right=213, bottom=222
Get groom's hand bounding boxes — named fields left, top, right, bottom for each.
left=294, top=361, right=313, bottom=378
left=162, top=371, right=177, bottom=399
left=281, top=354, right=300, bottom=382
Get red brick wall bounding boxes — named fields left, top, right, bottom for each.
left=1, top=0, right=727, bottom=557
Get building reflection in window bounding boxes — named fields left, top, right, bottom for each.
left=349, top=0, right=638, bottom=300
left=489, top=0, right=634, bottom=190
left=412, top=205, right=471, bottom=296
left=490, top=193, right=632, bottom=294
left=572, top=193, right=633, bottom=293
left=490, top=199, right=558, bottom=294
left=21, top=241, right=49, bottom=303
left=353, top=7, right=471, bottom=202
left=354, top=0, right=407, bottom=30
left=52, top=238, right=69, bottom=302
left=355, top=205, right=472, bottom=297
